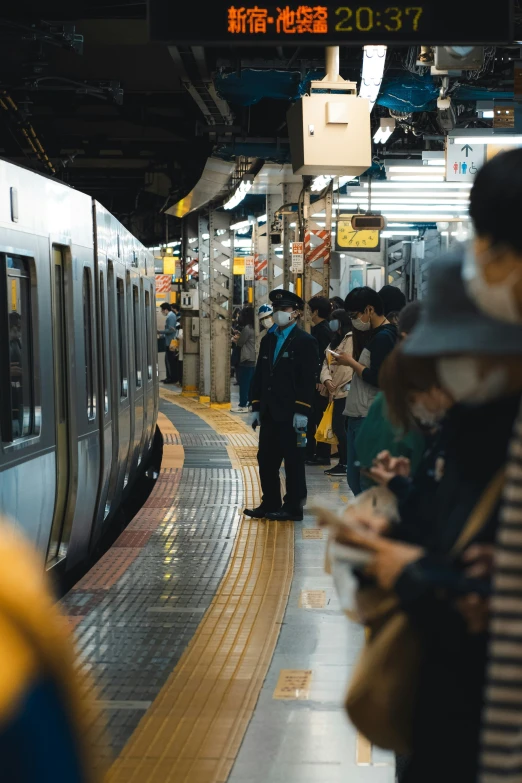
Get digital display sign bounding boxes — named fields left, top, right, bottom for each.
left=149, top=1, right=513, bottom=45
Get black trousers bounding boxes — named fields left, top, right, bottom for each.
left=258, top=410, right=307, bottom=513
left=306, top=391, right=331, bottom=460
left=332, top=397, right=348, bottom=466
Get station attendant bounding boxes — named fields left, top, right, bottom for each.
left=245, top=289, right=319, bottom=522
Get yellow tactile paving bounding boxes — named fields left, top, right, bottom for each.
left=108, top=394, right=294, bottom=783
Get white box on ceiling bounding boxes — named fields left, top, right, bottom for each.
left=434, top=46, right=484, bottom=71
left=287, top=91, right=371, bottom=177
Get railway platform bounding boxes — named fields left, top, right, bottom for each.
left=62, top=391, right=394, bottom=783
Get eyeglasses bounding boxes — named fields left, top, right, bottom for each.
left=347, top=312, right=360, bottom=320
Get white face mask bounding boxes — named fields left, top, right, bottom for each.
left=351, top=314, right=371, bottom=332
left=273, top=310, right=295, bottom=328
left=436, top=356, right=508, bottom=404
left=410, top=401, right=445, bottom=427
left=261, top=316, right=274, bottom=331
left=463, top=245, right=522, bottom=324
left=329, top=319, right=340, bottom=333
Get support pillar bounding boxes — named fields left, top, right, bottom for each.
left=198, top=213, right=211, bottom=400
left=302, top=181, right=333, bottom=331
left=282, top=182, right=302, bottom=290
left=209, top=209, right=232, bottom=406
left=181, top=215, right=200, bottom=395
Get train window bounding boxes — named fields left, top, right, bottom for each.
left=3, top=255, right=35, bottom=440
left=116, top=277, right=128, bottom=398
left=133, top=284, right=142, bottom=388
left=83, top=267, right=96, bottom=420
left=99, top=270, right=109, bottom=414
left=144, top=288, right=152, bottom=381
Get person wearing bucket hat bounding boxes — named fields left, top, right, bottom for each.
left=245, top=289, right=319, bottom=522
left=334, top=256, right=522, bottom=783
left=457, top=148, right=522, bottom=783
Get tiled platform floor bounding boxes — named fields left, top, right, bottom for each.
left=63, top=390, right=394, bottom=781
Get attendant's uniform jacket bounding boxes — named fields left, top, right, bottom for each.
left=251, top=326, right=318, bottom=422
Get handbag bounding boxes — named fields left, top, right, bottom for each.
left=344, top=468, right=505, bottom=754
left=316, top=401, right=338, bottom=445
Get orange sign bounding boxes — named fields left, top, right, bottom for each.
left=228, top=5, right=328, bottom=34
left=155, top=274, right=172, bottom=294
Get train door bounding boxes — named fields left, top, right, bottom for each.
left=46, top=246, right=71, bottom=565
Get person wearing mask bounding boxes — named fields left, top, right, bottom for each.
left=245, top=289, right=318, bottom=522
left=232, top=306, right=256, bottom=413
left=305, top=296, right=334, bottom=466
left=333, top=287, right=398, bottom=495
left=158, top=302, right=177, bottom=384
left=335, top=257, right=522, bottom=783
left=320, top=310, right=353, bottom=476
left=459, top=148, right=522, bottom=783
left=354, top=301, right=427, bottom=490
left=257, top=303, right=276, bottom=334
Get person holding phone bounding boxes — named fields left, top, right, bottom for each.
left=332, top=287, right=398, bottom=495
left=320, top=310, right=353, bottom=476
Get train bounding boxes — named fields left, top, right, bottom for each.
left=0, top=158, right=159, bottom=575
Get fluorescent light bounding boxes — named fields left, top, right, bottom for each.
left=362, top=182, right=471, bottom=190
left=359, top=45, right=387, bottom=110
left=454, top=135, right=522, bottom=145
left=388, top=166, right=446, bottom=173
left=230, top=219, right=250, bottom=231
left=388, top=223, right=414, bottom=227
left=374, top=118, right=395, bottom=144
left=389, top=175, right=445, bottom=182
left=257, top=213, right=267, bottom=223
left=386, top=214, right=455, bottom=221
left=426, top=160, right=446, bottom=166
left=201, top=233, right=209, bottom=240
left=311, top=175, right=333, bottom=191
left=188, top=237, right=197, bottom=243
left=224, top=178, right=253, bottom=210
left=381, top=230, right=419, bottom=237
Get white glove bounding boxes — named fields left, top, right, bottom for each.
left=293, top=413, right=308, bottom=432
left=250, top=411, right=260, bottom=430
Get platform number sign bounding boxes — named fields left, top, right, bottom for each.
left=244, top=256, right=255, bottom=280
left=291, top=241, right=304, bottom=273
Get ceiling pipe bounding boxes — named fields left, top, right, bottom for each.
left=325, top=46, right=341, bottom=82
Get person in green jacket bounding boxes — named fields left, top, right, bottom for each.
left=354, top=301, right=425, bottom=489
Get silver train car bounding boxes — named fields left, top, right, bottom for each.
left=0, top=159, right=159, bottom=573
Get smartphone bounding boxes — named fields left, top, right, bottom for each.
left=327, top=348, right=341, bottom=357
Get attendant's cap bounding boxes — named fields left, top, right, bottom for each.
left=404, top=254, right=522, bottom=357
left=269, top=289, right=305, bottom=310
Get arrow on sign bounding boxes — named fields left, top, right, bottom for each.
left=461, top=144, right=473, bottom=157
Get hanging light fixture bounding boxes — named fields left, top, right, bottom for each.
left=373, top=117, right=396, bottom=144
left=359, top=45, right=387, bottom=111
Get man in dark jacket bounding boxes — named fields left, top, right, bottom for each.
left=305, top=296, right=333, bottom=466
left=334, top=286, right=397, bottom=494
left=245, top=289, right=319, bottom=522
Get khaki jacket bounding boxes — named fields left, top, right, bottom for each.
left=320, top=333, right=353, bottom=399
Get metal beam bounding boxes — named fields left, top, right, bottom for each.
left=209, top=210, right=232, bottom=405
left=198, top=213, right=211, bottom=399
left=302, top=181, right=333, bottom=331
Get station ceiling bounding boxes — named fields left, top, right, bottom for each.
left=0, top=1, right=520, bottom=245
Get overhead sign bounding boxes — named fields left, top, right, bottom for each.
left=291, top=241, right=304, bottom=274
left=336, top=215, right=380, bottom=252
left=244, top=256, right=255, bottom=280
left=149, top=0, right=512, bottom=44
left=446, top=139, right=486, bottom=181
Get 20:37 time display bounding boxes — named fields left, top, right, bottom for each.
left=335, top=6, right=423, bottom=32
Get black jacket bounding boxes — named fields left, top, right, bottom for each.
left=394, top=394, right=522, bottom=783
left=311, top=320, right=333, bottom=380
left=251, top=325, right=319, bottom=422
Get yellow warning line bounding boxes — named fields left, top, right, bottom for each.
left=108, top=395, right=294, bottom=783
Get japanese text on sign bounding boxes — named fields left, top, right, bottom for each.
left=291, top=241, right=304, bottom=274
left=245, top=256, right=255, bottom=281
left=228, top=6, right=328, bottom=34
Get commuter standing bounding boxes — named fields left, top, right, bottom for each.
left=334, top=286, right=397, bottom=494
left=232, top=306, right=256, bottom=413
left=158, top=302, right=177, bottom=384
left=320, top=310, right=353, bottom=476
left=305, top=296, right=333, bottom=466
left=459, top=148, right=522, bottom=783
left=245, top=289, right=318, bottom=522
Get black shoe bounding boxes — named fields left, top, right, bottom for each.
left=324, top=464, right=347, bottom=476
left=305, top=457, right=331, bottom=466
left=244, top=505, right=278, bottom=519
left=265, top=508, right=303, bottom=522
